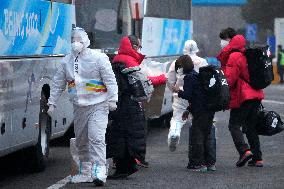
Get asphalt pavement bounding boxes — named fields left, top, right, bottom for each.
left=0, top=84, right=284, bottom=189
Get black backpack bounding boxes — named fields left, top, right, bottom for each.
left=198, top=65, right=230, bottom=112
left=235, top=46, right=273, bottom=89
left=121, top=66, right=154, bottom=102
left=256, top=105, right=284, bottom=136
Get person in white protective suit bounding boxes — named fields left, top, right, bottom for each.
left=166, top=40, right=208, bottom=152
left=47, top=27, right=118, bottom=186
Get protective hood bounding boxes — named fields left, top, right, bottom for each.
left=71, top=27, right=90, bottom=52
left=217, top=35, right=246, bottom=68
left=183, top=40, right=199, bottom=55
left=117, top=36, right=145, bottom=65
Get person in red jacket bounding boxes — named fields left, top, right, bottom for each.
left=217, top=28, right=265, bottom=167
left=113, top=36, right=167, bottom=86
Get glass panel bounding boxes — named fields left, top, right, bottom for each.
left=75, top=0, right=132, bottom=51
left=145, top=0, right=191, bottom=20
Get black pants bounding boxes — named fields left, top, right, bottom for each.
left=188, top=124, right=216, bottom=165
left=115, top=147, right=137, bottom=174
left=229, top=99, right=262, bottom=160
left=190, top=111, right=215, bottom=166
left=278, top=65, right=284, bottom=82
left=137, top=111, right=147, bottom=162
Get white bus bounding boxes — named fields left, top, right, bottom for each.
left=0, top=0, right=191, bottom=172
left=0, top=0, right=75, bottom=171
left=75, top=0, right=192, bottom=125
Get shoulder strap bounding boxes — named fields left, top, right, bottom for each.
left=230, top=49, right=242, bottom=54
left=121, top=66, right=141, bottom=74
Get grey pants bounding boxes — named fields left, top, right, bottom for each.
left=228, top=100, right=262, bottom=160
left=73, top=102, right=109, bottom=165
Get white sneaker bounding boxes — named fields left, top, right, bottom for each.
left=70, top=174, right=93, bottom=183
left=167, top=121, right=183, bottom=151
left=168, top=135, right=179, bottom=152
left=70, top=162, right=93, bottom=183
left=92, top=164, right=107, bottom=186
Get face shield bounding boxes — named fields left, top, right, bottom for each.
left=183, top=40, right=199, bottom=55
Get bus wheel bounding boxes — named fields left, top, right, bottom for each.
left=29, top=91, right=51, bottom=172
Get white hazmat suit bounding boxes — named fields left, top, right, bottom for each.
left=48, top=27, right=118, bottom=185
left=167, top=40, right=208, bottom=151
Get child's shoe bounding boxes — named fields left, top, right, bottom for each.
left=188, top=164, right=207, bottom=172
left=207, top=164, right=217, bottom=171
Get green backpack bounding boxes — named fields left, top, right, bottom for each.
left=280, top=52, right=284, bottom=66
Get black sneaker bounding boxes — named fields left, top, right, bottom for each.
left=107, top=172, right=128, bottom=180
left=187, top=163, right=194, bottom=169
left=236, top=150, right=253, bottom=167
left=128, top=166, right=139, bottom=176
left=93, top=178, right=104, bottom=186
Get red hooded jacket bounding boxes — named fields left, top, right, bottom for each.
left=217, top=35, right=264, bottom=109
left=112, top=37, right=166, bottom=86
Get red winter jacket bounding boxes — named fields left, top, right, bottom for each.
left=112, top=37, right=166, bottom=86
left=216, top=35, right=264, bottom=109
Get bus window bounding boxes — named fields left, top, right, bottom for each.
left=75, top=0, right=132, bottom=51
left=145, top=0, right=191, bottom=20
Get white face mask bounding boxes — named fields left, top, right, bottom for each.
left=71, top=42, right=84, bottom=53
left=220, top=39, right=229, bottom=49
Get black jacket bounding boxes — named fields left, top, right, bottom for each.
left=106, top=62, right=146, bottom=160
left=178, top=70, right=208, bottom=116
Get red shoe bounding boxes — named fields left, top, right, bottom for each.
left=135, top=159, right=149, bottom=168
left=248, top=160, right=263, bottom=167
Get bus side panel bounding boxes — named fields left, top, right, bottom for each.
left=0, top=58, right=73, bottom=157
left=0, top=0, right=75, bottom=158
left=10, top=60, right=40, bottom=148
left=0, top=110, right=13, bottom=157
left=47, top=58, right=74, bottom=138
left=0, top=61, right=14, bottom=156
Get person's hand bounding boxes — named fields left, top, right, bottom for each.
left=166, top=81, right=175, bottom=91
left=182, top=110, right=190, bottom=121
left=47, top=105, right=55, bottom=117
left=109, top=101, right=117, bottom=111
left=172, top=85, right=180, bottom=93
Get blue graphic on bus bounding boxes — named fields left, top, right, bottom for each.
left=0, top=0, right=75, bottom=56
left=141, top=17, right=192, bottom=57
